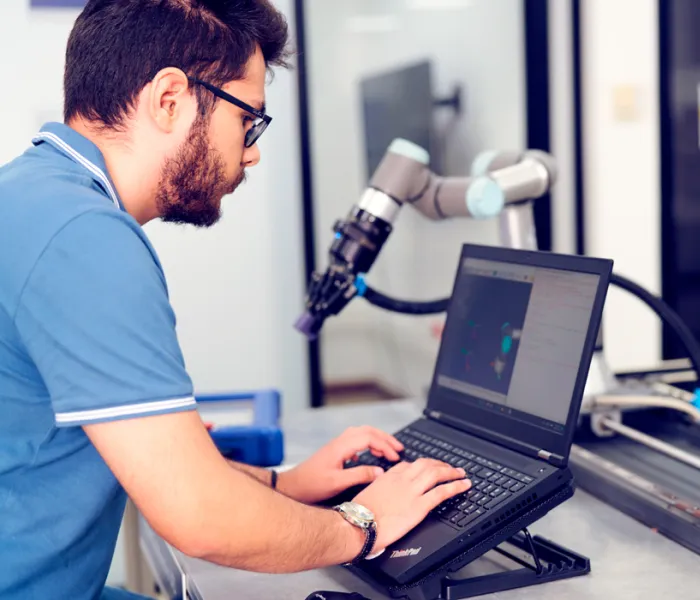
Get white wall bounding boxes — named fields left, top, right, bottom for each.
left=305, top=0, right=527, bottom=396
left=0, top=0, right=306, bottom=587
left=581, top=0, right=662, bottom=370
left=0, top=4, right=76, bottom=165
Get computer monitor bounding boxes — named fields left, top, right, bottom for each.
left=360, top=60, right=438, bottom=179
left=427, top=244, right=612, bottom=461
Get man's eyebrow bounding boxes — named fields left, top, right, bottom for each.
left=252, top=101, right=266, bottom=113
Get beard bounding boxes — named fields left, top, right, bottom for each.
left=156, top=114, right=246, bottom=227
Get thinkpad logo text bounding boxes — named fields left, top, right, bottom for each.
left=390, top=547, right=422, bottom=559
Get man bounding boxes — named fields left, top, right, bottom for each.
left=0, top=1, right=470, bottom=599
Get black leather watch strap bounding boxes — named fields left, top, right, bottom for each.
left=351, top=522, right=377, bottom=564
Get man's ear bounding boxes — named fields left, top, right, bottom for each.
left=147, top=68, right=195, bottom=133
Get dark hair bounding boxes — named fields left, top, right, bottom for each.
left=64, top=0, right=291, bottom=129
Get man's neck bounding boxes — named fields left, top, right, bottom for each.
left=67, top=117, right=160, bottom=225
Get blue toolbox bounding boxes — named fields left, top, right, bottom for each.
left=196, top=389, right=284, bottom=467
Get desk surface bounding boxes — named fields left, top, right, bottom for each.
left=142, top=399, right=700, bottom=600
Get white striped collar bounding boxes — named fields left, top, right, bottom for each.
left=32, top=122, right=124, bottom=211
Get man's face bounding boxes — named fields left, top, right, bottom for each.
left=157, top=48, right=266, bottom=227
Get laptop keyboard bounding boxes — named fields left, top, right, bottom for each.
left=349, top=427, right=535, bottom=529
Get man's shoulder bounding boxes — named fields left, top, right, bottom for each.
left=0, top=146, right=120, bottom=224
left=0, top=149, right=156, bottom=314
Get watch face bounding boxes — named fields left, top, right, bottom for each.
left=341, top=502, right=375, bottom=525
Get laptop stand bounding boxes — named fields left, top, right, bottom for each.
left=420, top=528, right=590, bottom=600
left=347, top=483, right=591, bottom=600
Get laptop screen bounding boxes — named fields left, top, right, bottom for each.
left=426, top=245, right=611, bottom=462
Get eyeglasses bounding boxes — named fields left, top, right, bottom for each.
left=188, top=77, right=272, bottom=148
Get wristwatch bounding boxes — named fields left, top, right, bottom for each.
left=333, top=502, right=378, bottom=564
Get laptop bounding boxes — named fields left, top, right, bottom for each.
left=337, top=243, right=612, bottom=585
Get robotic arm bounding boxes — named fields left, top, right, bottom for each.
left=294, top=138, right=558, bottom=340
left=360, top=139, right=555, bottom=221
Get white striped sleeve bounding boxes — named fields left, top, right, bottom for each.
left=54, top=396, right=197, bottom=426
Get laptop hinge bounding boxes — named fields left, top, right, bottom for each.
left=538, top=449, right=565, bottom=467
left=425, top=409, right=565, bottom=466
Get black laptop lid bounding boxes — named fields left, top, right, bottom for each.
left=425, top=244, right=612, bottom=465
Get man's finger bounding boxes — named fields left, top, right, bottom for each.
left=336, top=429, right=400, bottom=462
left=367, top=437, right=401, bottom=462
left=420, top=479, right=472, bottom=512
left=356, top=426, right=404, bottom=452
left=380, top=430, right=404, bottom=452
left=405, top=457, right=452, bottom=476
left=342, top=465, right=384, bottom=488
left=352, top=429, right=401, bottom=462
left=413, top=466, right=466, bottom=492
left=387, top=460, right=411, bottom=474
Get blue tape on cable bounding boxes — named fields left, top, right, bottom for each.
left=356, top=274, right=367, bottom=297
left=692, top=389, right=700, bottom=410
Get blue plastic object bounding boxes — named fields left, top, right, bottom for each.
left=197, top=389, right=284, bottom=467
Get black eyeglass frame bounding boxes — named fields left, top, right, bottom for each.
left=188, top=77, right=272, bottom=147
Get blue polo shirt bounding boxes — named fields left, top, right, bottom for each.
left=0, top=123, right=197, bottom=599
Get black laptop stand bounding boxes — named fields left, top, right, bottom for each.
left=422, top=528, right=589, bottom=600
left=347, top=483, right=590, bottom=600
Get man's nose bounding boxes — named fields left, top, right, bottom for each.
left=242, top=143, right=260, bottom=167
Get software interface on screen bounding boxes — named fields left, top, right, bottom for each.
left=435, top=257, right=600, bottom=433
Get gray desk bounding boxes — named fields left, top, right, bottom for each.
left=139, top=400, right=700, bottom=599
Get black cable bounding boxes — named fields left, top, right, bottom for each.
left=362, top=285, right=449, bottom=315
left=609, top=272, right=700, bottom=381
left=363, top=274, right=700, bottom=381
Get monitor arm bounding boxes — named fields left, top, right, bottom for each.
left=295, top=138, right=557, bottom=339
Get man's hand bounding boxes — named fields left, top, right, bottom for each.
left=353, top=459, right=471, bottom=553
left=278, top=425, right=404, bottom=504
